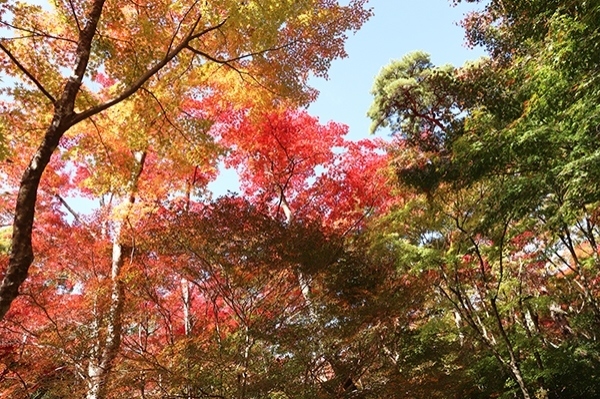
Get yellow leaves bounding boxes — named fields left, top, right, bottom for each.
left=5, top=2, right=78, bottom=87
left=110, top=198, right=157, bottom=227
left=0, top=118, right=9, bottom=161
left=0, top=225, right=11, bottom=254
left=210, top=69, right=277, bottom=111
left=3, top=0, right=371, bottom=207
left=118, top=4, right=137, bottom=24
left=296, top=12, right=312, bottom=26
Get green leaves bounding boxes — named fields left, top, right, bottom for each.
left=366, top=3, right=600, bottom=397
left=368, top=51, right=459, bottom=143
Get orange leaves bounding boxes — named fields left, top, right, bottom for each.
left=222, top=107, right=345, bottom=201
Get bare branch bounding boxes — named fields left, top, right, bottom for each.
left=88, top=115, right=115, bottom=167
left=54, top=193, right=83, bottom=225
left=139, top=87, right=184, bottom=137
left=139, top=87, right=202, bottom=154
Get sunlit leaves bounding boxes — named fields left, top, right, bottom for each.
left=368, top=1, right=600, bottom=397
left=219, top=104, right=393, bottom=231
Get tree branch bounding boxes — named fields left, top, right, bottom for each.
left=0, top=0, right=108, bottom=321
left=0, top=42, right=56, bottom=104
left=66, top=0, right=83, bottom=32
left=72, top=18, right=227, bottom=124
left=54, top=193, right=83, bottom=225
left=0, top=20, right=78, bottom=44
left=166, top=0, right=201, bottom=55
left=186, top=40, right=296, bottom=65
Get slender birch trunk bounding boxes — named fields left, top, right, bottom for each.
left=86, top=151, right=146, bottom=399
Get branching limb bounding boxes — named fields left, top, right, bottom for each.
left=166, top=0, right=202, bottom=55
left=73, top=19, right=228, bottom=124
left=0, top=42, right=56, bottom=103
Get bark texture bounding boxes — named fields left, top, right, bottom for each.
left=86, top=151, right=146, bottom=399
left=0, top=0, right=107, bottom=319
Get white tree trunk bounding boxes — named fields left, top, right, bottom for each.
left=86, top=151, right=146, bottom=399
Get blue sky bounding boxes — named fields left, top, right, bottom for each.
left=209, top=0, right=486, bottom=195
left=308, top=0, right=485, bottom=140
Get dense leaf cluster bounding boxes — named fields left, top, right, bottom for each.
left=369, top=0, right=600, bottom=397
left=2, top=1, right=600, bottom=398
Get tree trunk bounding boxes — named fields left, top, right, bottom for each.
left=85, top=151, right=146, bottom=399
left=0, top=0, right=107, bottom=320
left=0, top=0, right=210, bottom=320
left=86, top=231, right=127, bottom=399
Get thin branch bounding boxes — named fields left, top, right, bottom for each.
left=0, top=20, right=78, bottom=44
left=88, top=115, right=115, bottom=166
left=187, top=44, right=295, bottom=100
left=54, top=193, right=83, bottom=225
left=494, top=217, right=511, bottom=298
left=166, top=0, right=201, bottom=55
left=186, top=40, right=296, bottom=66
left=66, top=0, right=83, bottom=32
left=1, top=34, right=49, bottom=41
left=139, top=87, right=191, bottom=144
left=0, top=42, right=56, bottom=103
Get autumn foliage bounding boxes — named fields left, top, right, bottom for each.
left=3, top=0, right=600, bottom=398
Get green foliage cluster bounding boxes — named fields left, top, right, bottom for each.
left=366, top=0, right=600, bottom=397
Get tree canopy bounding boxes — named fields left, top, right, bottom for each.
left=2, top=0, right=600, bottom=398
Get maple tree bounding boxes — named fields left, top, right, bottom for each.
left=4, top=0, right=600, bottom=398
left=219, top=104, right=393, bottom=230
left=0, top=0, right=375, bottom=396
left=213, top=103, right=397, bottom=396
left=0, top=192, right=395, bottom=399
left=0, top=10, right=393, bottom=392
left=0, top=0, right=372, bottom=320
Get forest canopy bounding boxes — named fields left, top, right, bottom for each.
left=2, top=0, right=600, bottom=398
